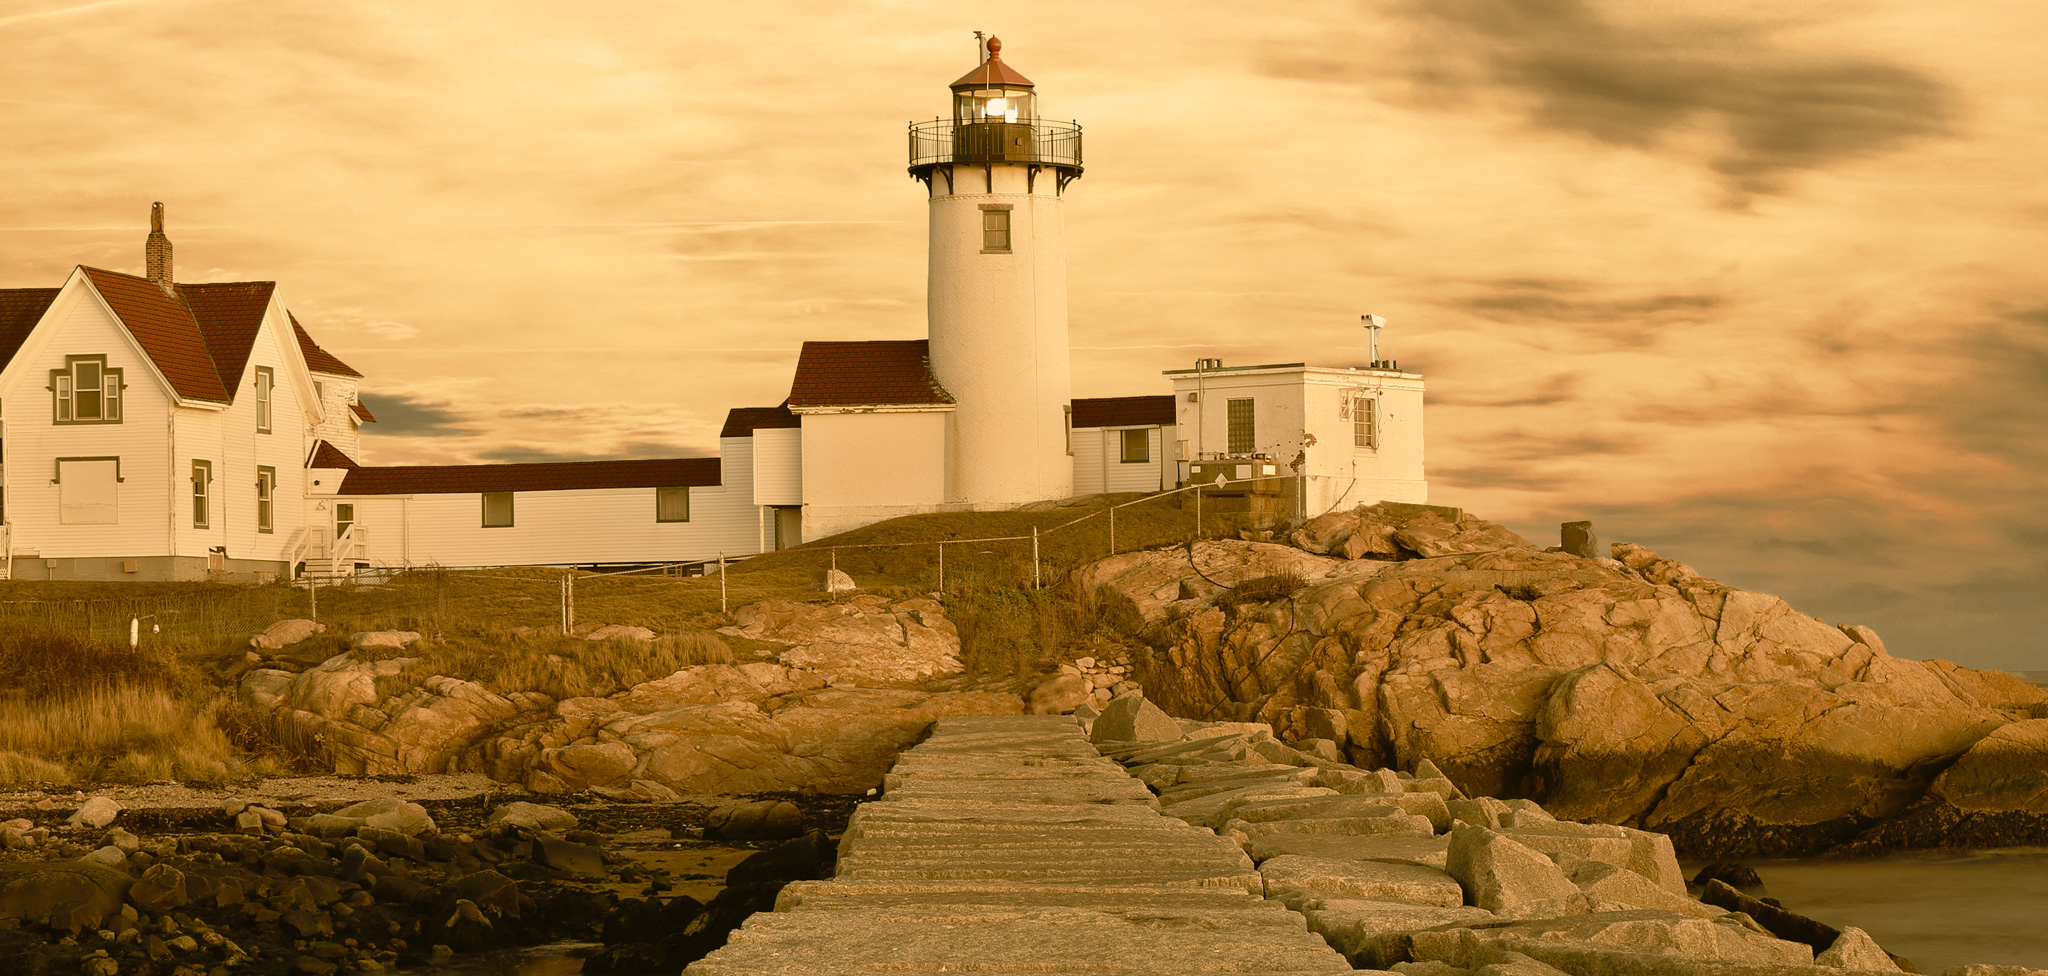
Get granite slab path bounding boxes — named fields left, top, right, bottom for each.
left=684, top=714, right=1358, bottom=974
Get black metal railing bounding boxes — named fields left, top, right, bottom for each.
left=908, top=119, right=1083, bottom=171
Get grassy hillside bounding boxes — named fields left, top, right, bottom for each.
left=0, top=490, right=1256, bottom=787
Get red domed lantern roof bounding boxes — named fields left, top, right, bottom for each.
left=949, top=37, right=1035, bottom=90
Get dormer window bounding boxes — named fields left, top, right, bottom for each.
left=52, top=355, right=123, bottom=424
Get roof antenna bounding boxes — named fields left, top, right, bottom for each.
left=1361, top=313, right=1386, bottom=367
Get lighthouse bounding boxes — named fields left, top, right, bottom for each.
left=911, top=37, right=1082, bottom=509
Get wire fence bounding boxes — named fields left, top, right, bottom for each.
left=0, top=472, right=1366, bottom=649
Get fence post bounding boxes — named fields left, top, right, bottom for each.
left=830, top=548, right=838, bottom=603
left=1196, top=484, right=1203, bottom=541
left=1032, top=526, right=1040, bottom=590
left=129, top=616, right=139, bottom=650
left=719, top=551, right=727, bottom=616
left=308, top=575, right=317, bottom=624
left=1109, top=506, right=1116, bottom=557
left=936, top=541, right=944, bottom=596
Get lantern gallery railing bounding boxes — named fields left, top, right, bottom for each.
left=908, top=119, right=1083, bottom=172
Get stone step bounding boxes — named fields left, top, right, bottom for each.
left=684, top=908, right=1355, bottom=974
left=775, top=879, right=1275, bottom=912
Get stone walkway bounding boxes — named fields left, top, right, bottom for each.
left=684, top=714, right=1354, bottom=974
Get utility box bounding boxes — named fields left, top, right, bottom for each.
left=1184, top=457, right=1292, bottom=516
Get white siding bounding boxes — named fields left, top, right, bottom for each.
left=799, top=410, right=950, bottom=540
left=1071, top=428, right=1105, bottom=494
left=214, top=304, right=313, bottom=563
left=1104, top=427, right=1166, bottom=493
left=307, top=372, right=363, bottom=463
left=345, top=484, right=760, bottom=567
left=751, top=427, right=802, bottom=506
left=1, top=290, right=176, bottom=558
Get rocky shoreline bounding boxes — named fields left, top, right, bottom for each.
left=0, top=780, right=852, bottom=976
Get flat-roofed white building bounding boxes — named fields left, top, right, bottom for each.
left=1164, top=361, right=1426, bottom=517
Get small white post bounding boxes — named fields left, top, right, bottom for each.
left=719, top=551, right=727, bottom=616
left=830, top=548, right=838, bottom=603
left=1032, top=526, right=1040, bottom=590
left=308, top=575, right=317, bottom=623
left=937, top=542, right=944, bottom=596
left=129, top=616, right=139, bottom=650
left=1109, top=506, right=1116, bottom=556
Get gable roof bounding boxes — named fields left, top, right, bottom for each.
left=308, top=440, right=360, bottom=469
left=78, top=267, right=230, bottom=402
left=338, top=457, right=721, bottom=496
left=1072, top=395, right=1176, bottom=429
left=292, top=315, right=362, bottom=377
left=178, top=280, right=274, bottom=392
left=720, top=404, right=801, bottom=438
left=0, top=288, right=59, bottom=369
left=350, top=400, right=376, bottom=423
left=786, top=339, right=954, bottom=408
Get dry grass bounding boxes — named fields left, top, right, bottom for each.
left=0, top=491, right=1275, bottom=783
left=0, top=683, right=252, bottom=787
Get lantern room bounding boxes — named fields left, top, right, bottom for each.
left=909, top=36, right=1082, bottom=188
left=951, top=38, right=1036, bottom=125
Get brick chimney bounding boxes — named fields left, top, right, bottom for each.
left=145, top=201, right=173, bottom=294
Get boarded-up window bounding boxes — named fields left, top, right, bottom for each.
left=256, top=466, right=275, bottom=533
left=482, top=491, right=514, bottom=528
left=58, top=458, right=119, bottom=524
left=1226, top=398, right=1255, bottom=455
left=1120, top=428, right=1150, bottom=463
left=656, top=486, right=690, bottom=523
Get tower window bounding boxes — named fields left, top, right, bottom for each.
left=1226, top=398, right=1255, bottom=455
left=981, top=206, right=1011, bottom=252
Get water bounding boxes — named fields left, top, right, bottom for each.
left=1736, top=848, right=2048, bottom=972
left=391, top=942, right=593, bottom=975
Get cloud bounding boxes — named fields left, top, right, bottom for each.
left=474, top=439, right=707, bottom=464
left=362, top=393, right=477, bottom=437
left=1269, top=0, right=1958, bottom=199
left=1427, top=370, right=1582, bottom=408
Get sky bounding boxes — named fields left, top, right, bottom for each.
left=1, top=0, right=2043, bottom=672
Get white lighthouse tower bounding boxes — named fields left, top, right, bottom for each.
left=911, top=37, right=1081, bottom=509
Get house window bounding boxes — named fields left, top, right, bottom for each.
left=255, top=367, right=274, bottom=433
left=314, top=380, right=325, bottom=403
left=335, top=503, right=355, bottom=538
left=52, top=355, right=123, bottom=424
left=1352, top=396, right=1378, bottom=449
left=56, top=457, right=121, bottom=524
left=1120, top=428, right=1150, bottom=463
left=256, top=466, right=275, bottom=533
left=981, top=207, right=1011, bottom=251
left=1226, top=398, right=1255, bottom=455
left=482, top=491, right=514, bottom=528
left=191, top=460, right=211, bottom=528
left=656, top=486, right=690, bottom=523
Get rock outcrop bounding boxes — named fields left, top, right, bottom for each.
left=1077, top=504, right=2048, bottom=853
left=239, top=595, right=1019, bottom=794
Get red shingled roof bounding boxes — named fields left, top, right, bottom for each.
left=1071, top=395, right=1175, bottom=429
left=79, top=267, right=230, bottom=402
left=178, top=280, right=274, bottom=392
left=786, top=340, right=953, bottom=408
left=350, top=400, right=376, bottom=423
left=292, top=315, right=362, bottom=377
left=308, top=440, right=360, bottom=469
left=0, top=288, right=58, bottom=370
left=338, top=457, right=721, bottom=495
left=950, top=38, right=1035, bottom=89
left=720, top=405, right=801, bottom=438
